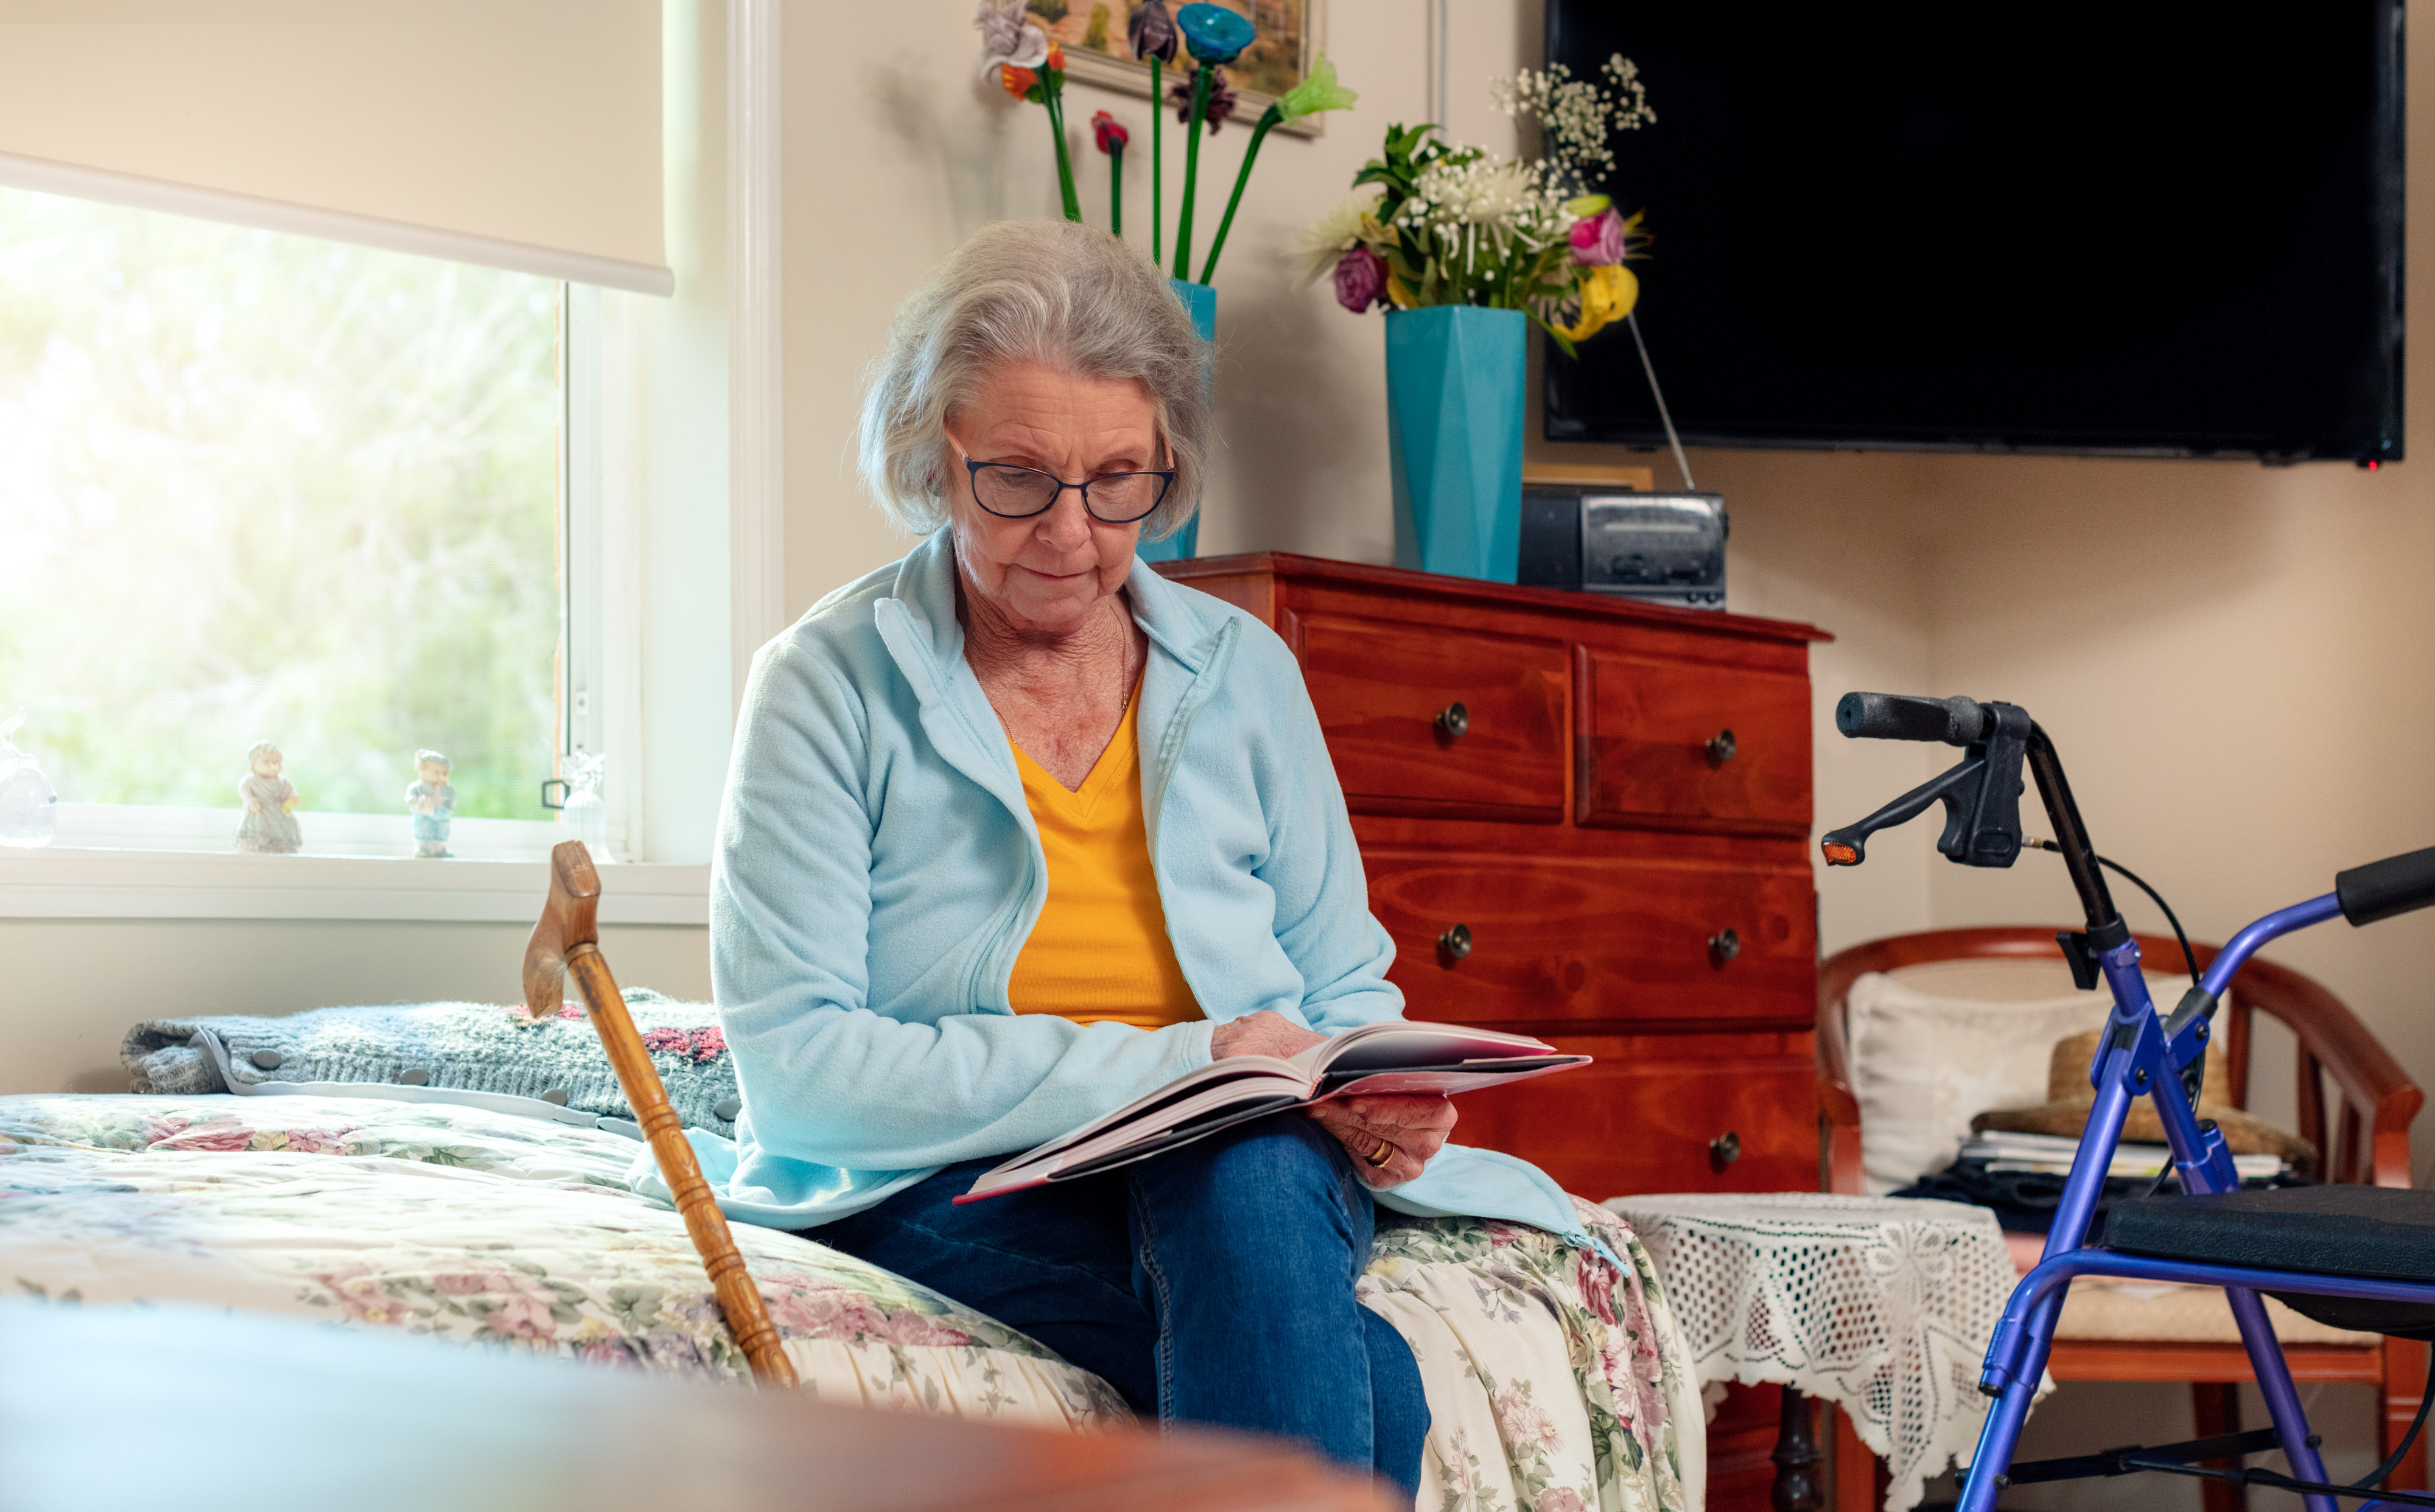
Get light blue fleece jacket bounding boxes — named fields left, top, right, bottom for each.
left=672, top=528, right=1599, bottom=1255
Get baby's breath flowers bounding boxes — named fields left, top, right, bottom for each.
left=1305, top=53, right=1654, bottom=352
left=1490, top=55, right=1655, bottom=192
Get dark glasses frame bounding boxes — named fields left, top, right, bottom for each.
left=953, top=446, right=1176, bottom=525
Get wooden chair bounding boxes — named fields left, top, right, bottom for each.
left=1817, top=928, right=2426, bottom=1512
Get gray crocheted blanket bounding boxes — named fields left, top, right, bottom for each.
left=121, top=990, right=743, bottom=1138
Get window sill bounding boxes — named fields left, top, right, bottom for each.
left=0, top=847, right=709, bottom=925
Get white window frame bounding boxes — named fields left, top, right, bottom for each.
left=0, top=0, right=780, bottom=925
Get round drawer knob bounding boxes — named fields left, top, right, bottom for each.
left=1708, top=928, right=1741, bottom=963
left=1706, top=728, right=1737, bottom=766
left=1435, top=702, right=1470, bottom=739
left=1709, top=1130, right=1743, bottom=1169
left=1438, top=923, right=1473, bottom=961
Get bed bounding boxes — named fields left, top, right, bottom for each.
left=1, top=1087, right=1704, bottom=1512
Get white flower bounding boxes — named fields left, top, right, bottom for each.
left=973, top=0, right=1048, bottom=79
left=1491, top=53, right=1655, bottom=194
left=1291, top=192, right=1382, bottom=285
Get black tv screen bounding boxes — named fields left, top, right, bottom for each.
left=1543, top=3, right=2405, bottom=463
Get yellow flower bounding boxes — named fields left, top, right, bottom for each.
left=1384, top=270, right=1417, bottom=310
left=1552, top=263, right=1638, bottom=343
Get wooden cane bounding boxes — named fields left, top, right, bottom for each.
left=522, top=841, right=798, bottom=1388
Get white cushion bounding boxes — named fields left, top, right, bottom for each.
left=1843, top=963, right=2182, bottom=1196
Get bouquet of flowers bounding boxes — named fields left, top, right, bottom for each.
left=976, top=1, right=1356, bottom=285
left=1298, top=54, right=1654, bottom=353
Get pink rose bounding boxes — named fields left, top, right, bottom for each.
left=1569, top=207, right=1628, bottom=266
left=1334, top=245, right=1387, bottom=313
left=1576, top=1251, right=1619, bottom=1325
left=1536, top=1491, right=1590, bottom=1512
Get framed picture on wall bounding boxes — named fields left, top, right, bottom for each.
left=1049, top=0, right=1329, bottom=139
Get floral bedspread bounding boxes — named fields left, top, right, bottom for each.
left=0, top=1095, right=1696, bottom=1512
left=1365, top=1203, right=1698, bottom=1512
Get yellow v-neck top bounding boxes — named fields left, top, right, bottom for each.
left=1004, top=685, right=1202, bottom=1030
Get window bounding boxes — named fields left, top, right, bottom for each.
left=0, top=186, right=570, bottom=843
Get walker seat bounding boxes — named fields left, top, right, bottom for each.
left=2106, top=1186, right=2435, bottom=1340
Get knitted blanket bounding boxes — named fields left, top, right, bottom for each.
left=120, top=990, right=743, bottom=1138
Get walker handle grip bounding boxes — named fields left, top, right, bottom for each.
left=2337, top=845, right=2435, bottom=926
left=1835, top=692, right=1990, bottom=746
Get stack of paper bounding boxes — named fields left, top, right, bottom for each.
left=1960, top=1130, right=2284, bottom=1183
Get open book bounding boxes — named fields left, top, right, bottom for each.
left=954, top=1021, right=1589, bottom=1204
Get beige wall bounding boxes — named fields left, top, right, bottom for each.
left=779, top=0, right=1526, bottom=600
left=777, top=0, right=2435, bottom=1179
left=0, top=918, right=712, bottom=1096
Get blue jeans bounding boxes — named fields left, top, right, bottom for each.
left=811, top=1112, right=1428, bottom=1497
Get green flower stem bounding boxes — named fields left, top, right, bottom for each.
left=1109, top=144, right=1123, bottom=237
left=1196, top=104, right=1281, bottom=284
left=1149, top=57, right=1164, bottom=264
left=1044, top=80, right=1082, bottom=223
left=1171, top=65, right=1212, bottom=280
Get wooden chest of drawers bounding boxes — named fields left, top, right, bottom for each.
left=1160, top=553, right=1831, bottom=1510
left=1160, top=551, right=1828, bottom=1195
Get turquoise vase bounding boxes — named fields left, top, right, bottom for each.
left=1384, top=305, right=1527, bottom=583
left=1136, top=278, right=1217, bottom=564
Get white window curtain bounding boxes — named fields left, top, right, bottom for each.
left=0, top=0, right=670, bottom=295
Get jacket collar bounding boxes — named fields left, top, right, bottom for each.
left=877, top=528, right=1220, bottom=676
left=868, top=528, right=1232, bottom=802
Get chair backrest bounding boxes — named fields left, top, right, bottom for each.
left=1818, top=928, right=2422, bottom=1189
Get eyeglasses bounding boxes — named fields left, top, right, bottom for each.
left=955, top=446, right=1175, bottom=525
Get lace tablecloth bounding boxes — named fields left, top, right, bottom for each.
left=1604, top=1193, right=2045, bottom=1512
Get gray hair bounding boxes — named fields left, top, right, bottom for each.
left=857, top=219, right=1210, bottom=541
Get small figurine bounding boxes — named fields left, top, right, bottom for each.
left=405, top=749, right=456, bottom=858
left=0, top=710, right=58, bottom=850
left=234, top=740, right=302, bottom=854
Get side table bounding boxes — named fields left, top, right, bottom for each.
left=1605, top=1193, right=2046, bottom=1512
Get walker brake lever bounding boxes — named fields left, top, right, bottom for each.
left=1820, top=702, right=2033, bottom=869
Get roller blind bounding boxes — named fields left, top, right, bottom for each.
left=0, top=1, right=670, bottom=295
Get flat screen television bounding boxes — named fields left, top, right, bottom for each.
left=1542, top=3, right=2405, bottom=464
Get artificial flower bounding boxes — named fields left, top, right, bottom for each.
left=1197, top=53, right=1361, bottom=284
left=1569, top=206, right=1629, bottom=265
left=1091, top=110, right=1129, bottom=155
left=1171, top=64, right=1237, bottom=131
left=1552, top=262, right=1638, bottom=342
left=1175, top=2, right=1255, bottom=64
left=1127, top=0, right=1178, bottom=62
left=1275, top=51, right=1358, bottom=123
left=1334, top=245, right=1387, bottom=313
left=973, top=0, right=1048, bottom=80
left=977, top=2, right=1079, bottom=222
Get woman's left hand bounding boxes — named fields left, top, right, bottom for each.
left=1308, top=1094, right=1458, bottom=1189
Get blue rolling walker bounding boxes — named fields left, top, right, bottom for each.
left=1821, top=693, right=2435, bottom=1512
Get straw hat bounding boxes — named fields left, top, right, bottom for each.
left=1970, top=1027, right=2319, bottom=1172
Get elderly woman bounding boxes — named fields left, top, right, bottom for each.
left=713, top=219, right=1592, bottom=1495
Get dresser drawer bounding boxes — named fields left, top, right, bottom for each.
left=1575, top=647, right=1810, bottom=836
left=1453, top=1043, right=1818, bottom=1199
left=1298, top=615, right=1567, bottom=824
left=1366, top=852, right=1815, bottom=1032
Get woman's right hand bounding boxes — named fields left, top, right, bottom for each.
left=1210, top=1009, right=1328, bottom=1061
